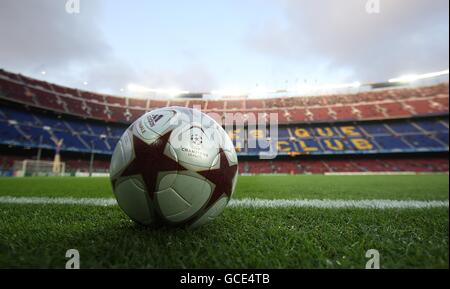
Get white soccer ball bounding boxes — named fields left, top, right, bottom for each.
left=109, top=107, right=238, bottom=228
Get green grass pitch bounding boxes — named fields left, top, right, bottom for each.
left=0, top=174, right=448, bottom=268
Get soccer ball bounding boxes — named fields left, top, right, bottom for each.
left=109, top=107, right=238, bottom=228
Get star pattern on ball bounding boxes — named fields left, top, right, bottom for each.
left=198, top=149, right=238, bottom=210
left=113, top=131, right=182, bottom=199
left=190, top=133, right=203, bottom=145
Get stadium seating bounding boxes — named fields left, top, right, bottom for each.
left=0, top=69, right=448, bottom=125
left=0, top=106, right=121, bottom=154
left=0, top=69, right=448, bottom=175
left=234, top=156, right=449, bottom=175
left=2, top=152, right=445, bottom=176
left=0, top=105, right=447, bottom=156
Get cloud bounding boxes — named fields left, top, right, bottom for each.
left=81, top=60, right=217, bottom=95
left=80, top=59, right=138, bottom=94
left=0, top=0, right=217, bottom=94
left=0, top=0, right=111, bottom=73
left=248, top=0, right=449, bottom=82
left=140, top=62, right=218, bottom=93
left=3, top=0, right=444, bottom=92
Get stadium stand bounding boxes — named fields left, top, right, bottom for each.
left=236, top=156, right=449, bottom=174
left=1, top=69, right=448, bottom=125
left=0, top=69, right=448, bottom=175
left=0, top=104, right=447, bottom=155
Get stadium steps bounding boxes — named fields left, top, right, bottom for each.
left=103, top=139, right=112, bottom=151
left=430, top=135, right=450, bottom=149
left=63, top=121, right=73, bottom=134
left=411, top=121, right=430, bottom=134
left=439, top=119, right=449, bottom=129
left=377, top=104, right=389, bottom=118
left=31, top=114, right=43, bottom=127
left=26, top=87, right=39, bottom=106
left=321, top=160, right=332, bottom=172
left=0, top=108, right=6, bottom=120
left=408, top=121, right=448, bottom=148
left=81, top=100, right=93, bottom=117
left=351, top=106, right=362, bottom=119
left=85, top=124, right=96, bottom=136
left=402, top=102, right=416, bottom=115
left=328, top=107, right=337, bottom=120
left=12, top=124, right=31, bottom=142
left=56, top=94, right=69, bottom=114
left=75, top=134, right=91, bottom=151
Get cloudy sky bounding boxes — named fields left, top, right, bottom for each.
left=0, top=0, right=448, bottom=96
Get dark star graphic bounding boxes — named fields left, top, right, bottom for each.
left=113, top=131, right=181, bottom=199
left=198, top=149, right=238, bottom=210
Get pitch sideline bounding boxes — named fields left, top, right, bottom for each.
left=0, top=196, right=448, bottom=209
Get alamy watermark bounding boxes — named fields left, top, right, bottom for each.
left=144, top=106, right=280, bottom=160
left=65, top=0, right=80, bottom=14
left=365, top=0, right=381, bottom=14
left=65, top=249, right=80, bottom=269
left=365, top=249, right=380, bottom=269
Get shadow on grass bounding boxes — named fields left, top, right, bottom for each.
left=66, top=214, right=241, bottom=268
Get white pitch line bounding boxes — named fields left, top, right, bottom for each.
left=230, top=198, right=449, bottom=209
left=0, top=196, right=117, bottom=207
left=0, top=196, right=448, bottom=209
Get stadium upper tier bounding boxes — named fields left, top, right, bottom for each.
left=0, top=69, right=448, bottom=125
